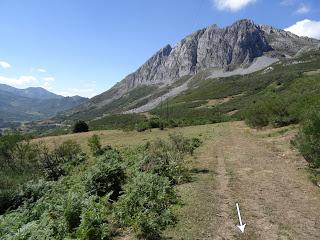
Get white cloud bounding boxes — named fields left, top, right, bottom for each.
left=0, top=61, right=11, bottom=69
left=285, top=19, right=320, bottom=39
left=37, top=68, right=46, bottom=73
left=296, top=4, right=310, bottom=14
left=213, top=0, right=256, bottom=12
left=42, top=76, right=55, bottom=82
left=0, top=75, right=37, bottom=85
left=280, top=0, right=295, bottom=6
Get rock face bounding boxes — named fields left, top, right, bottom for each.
left=117, top=19, right=318, bottom=92
left=121, top=19, right=274, bottom=90
left=63, top=19, right=319, bottom=119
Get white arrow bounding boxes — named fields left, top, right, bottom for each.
left=236, top=203, right=246, bottom=233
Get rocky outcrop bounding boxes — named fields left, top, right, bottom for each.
left=260, top=24, right=319, bottom=56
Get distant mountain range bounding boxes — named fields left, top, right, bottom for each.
left=0, top=84, right=88, bottom=126
left=60, top=19, right=319, bottom=121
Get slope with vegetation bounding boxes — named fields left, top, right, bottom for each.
left=56, top=49, right=320, bottom=135
left=0, top=129, right=201, bottom=239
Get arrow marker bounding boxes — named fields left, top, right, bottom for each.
left=236, top=203, right=246, bottom=233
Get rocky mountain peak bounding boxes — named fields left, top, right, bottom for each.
left=107, top=20, right=320, bottom=94
left=71, top=19, right=319, bottom=118
left=118, top=19, right=275, bottom=91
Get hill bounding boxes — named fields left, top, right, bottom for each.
left=0, top=84, right=62, bottom=100
left=0, top=84, right=88, bottom=126
left=59, top=19, right=319, bottom=122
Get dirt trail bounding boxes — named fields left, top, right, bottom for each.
left=166, top=122, right=320, bottom=240
left=209, top=122, right=320, bottom=240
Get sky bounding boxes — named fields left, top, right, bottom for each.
left=0, top=0, right=319, bottom=98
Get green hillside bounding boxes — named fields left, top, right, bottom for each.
left=70, top=50, right=320, bottom=133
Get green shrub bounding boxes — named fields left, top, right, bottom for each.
left=135, top=121, right=149, bottom=132
left=169, top=133, right=202, bottom=155
left=13, top=179, right=52, bottom=209
left=41, top=150, right=66, bottom=181
left=41, top=141, right=84, bottom=180
left=245, top=101, right=270, bottom=128
left=294, top=110, right=320, bottom=168
left=77, top=196, right=111, bottom=240
left=140, top=138, right=190, bottom=184
left=64, top=192, right=83, bottom=232
left=0, top=133, right=25, bottom=168
left=84, top=149, right=125, bottom=200
left=148, top=117, right=161, bottom=129
left=115, top=172, right=178, bottom=239
left=88, top=134, right=106, bottom=156
left=245, top=94, right=298, bottom=128
left=53, top=140, right=82, bottom=162
left=0, top=135, right=43, bottom=213
left=73, top=120, right=89, bottom=133
left=0, top=133, right=41, bottom=171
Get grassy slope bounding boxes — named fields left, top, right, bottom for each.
left=151, top=50, right=320, bottom=124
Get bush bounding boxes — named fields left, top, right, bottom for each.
left=84, top=149, right=126, bottom=200
left=169, top=133, right=202, bottom=155
left=41, top=140, right=84, bottom=180
left=294, top=110, right=320, bottom=168
left=0, top=133, right=42, bottom=171
left=77, top=196, right=111, bottom=240
left=140, top=138, right=190, bottom=184
left=245, top=101, right=270, bottom=128
left=115, top=172, right=178, bottom=239
left=54, top=140, right=82, bottom=161
left=64, top=192, right=83, bottom=231
left=135, top=121, right=149, bottom=132
left=88, top=134, right=106, bottom=156
left=245, top=94, right=298, bottom=128
left=73, top=120, right=89, bottom=133
left=41, top=152, right=66, bottom=180
left=148, top=117, right=161, bottom=129
left=13, top=179, right=52, bottom=209
left=0, top=133, right=25, bottom=168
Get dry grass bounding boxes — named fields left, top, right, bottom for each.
left=35, top=124, right=215, bottom=153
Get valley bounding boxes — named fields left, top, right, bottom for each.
left=1, top=12, right=320, bottom=239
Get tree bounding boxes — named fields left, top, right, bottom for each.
left=73, top=120, right=89, bottom=133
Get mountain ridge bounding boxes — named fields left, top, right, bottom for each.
left=0, top=84, right=88, bottom=125
left=60, top=19, right=320, bottom=121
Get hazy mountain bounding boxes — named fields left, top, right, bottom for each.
left=60, top=19, right=320, bottom=120
left=0, top=84, right=62, bottom=100
left=0, top=84, right=88, bottom=125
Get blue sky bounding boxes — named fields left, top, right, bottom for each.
left=0, top=0, right=319, bottom=97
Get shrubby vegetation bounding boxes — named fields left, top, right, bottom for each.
left=115, top=172, right=178, bottom=239
left=0, top=132, right=201, bottom=239
left=84, top=149, right=125, bottom=200
left=293, top=109, right=320, bottom=168
left=244, top=93, right=297, bottom=128
left=88, top=134, right=110, bottom=156
left=73, top=120, right=89, bottom=133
